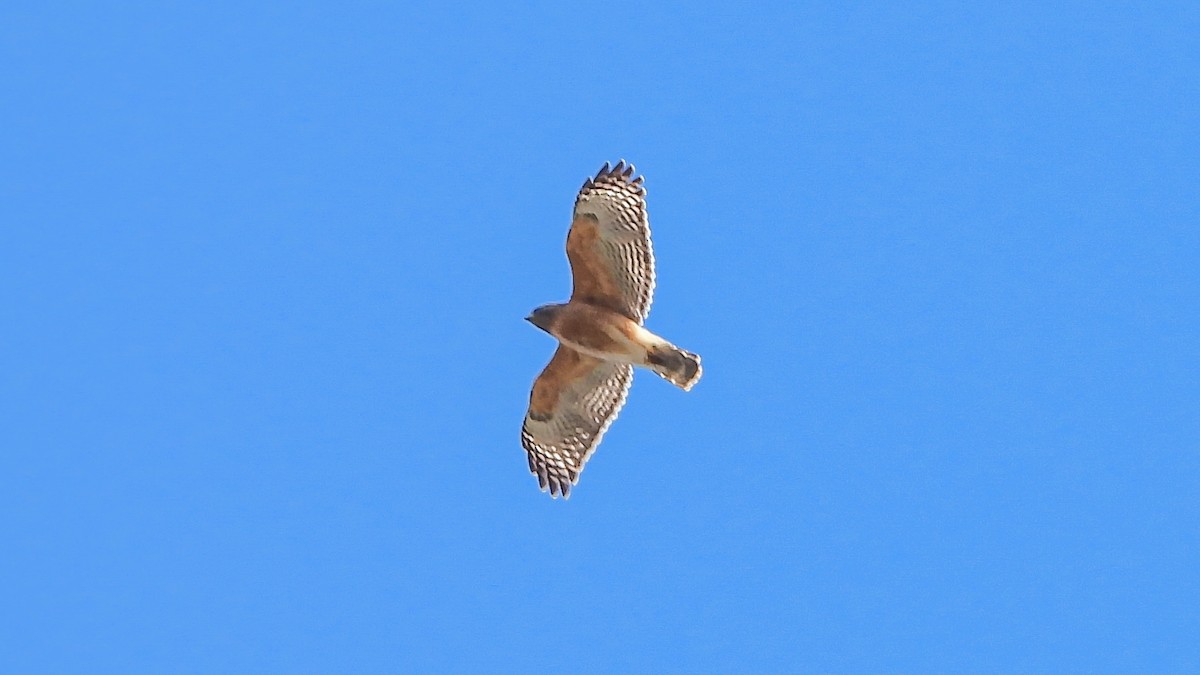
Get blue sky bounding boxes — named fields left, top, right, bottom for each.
left=3, top=2, right=1197, bottom=672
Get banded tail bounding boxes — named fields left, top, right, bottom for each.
left=646, top=344, right=703, bottom=391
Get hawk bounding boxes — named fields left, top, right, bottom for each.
left=521, top=161, right=702, bottom=498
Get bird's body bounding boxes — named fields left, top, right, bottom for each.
left=531, top=302, right=658, bottom=363
left=521, top=161, right=701, bottom=498
left=528, top=302, right=699, bottom=388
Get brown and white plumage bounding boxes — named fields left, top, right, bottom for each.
left=521, top=161, right=701, bottom=499
left=569, top=161, right=656, bottom=324
left=521, top=346, right=632, bottom=498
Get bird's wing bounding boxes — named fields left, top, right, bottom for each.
left=567, top=160, right=656, bottom=324
left=521, top=345, right=633, bottom=498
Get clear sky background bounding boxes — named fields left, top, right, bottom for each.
left=3, top=2, right=1198, bottom=672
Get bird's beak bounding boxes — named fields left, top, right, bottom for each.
left=524, top=314, right=534, bottom=323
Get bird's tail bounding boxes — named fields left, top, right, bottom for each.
left=646, top=344, right=702, bottom=391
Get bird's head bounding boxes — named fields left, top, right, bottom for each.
left=525, top=304, right=564, bottom=333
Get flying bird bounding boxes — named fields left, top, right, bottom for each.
left=522, top=161, right=702, bottom=498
